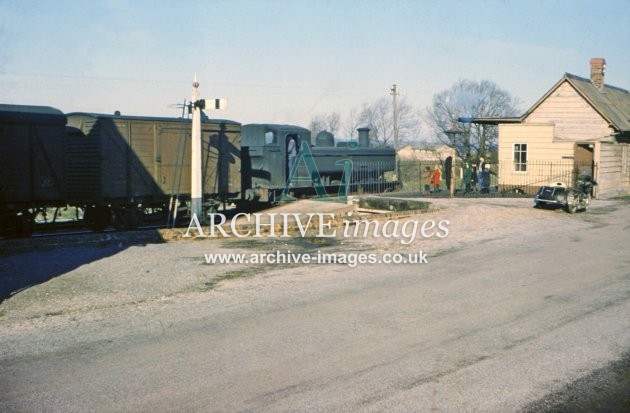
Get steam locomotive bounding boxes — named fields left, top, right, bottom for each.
left=0, top=104, right=396, bottom=237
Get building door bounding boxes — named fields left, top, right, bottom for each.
left=574, top=143, right=595, bottom=178
left=575, top=143, right=597, bottom=197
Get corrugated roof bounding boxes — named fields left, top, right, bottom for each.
left=564, top=73, right=630, bottom=133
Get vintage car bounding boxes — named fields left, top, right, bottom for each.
left=534, top=175, right=596, bottom=213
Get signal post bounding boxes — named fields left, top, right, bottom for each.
left=191, top=76, right=203, bottom=221
left=190, top=75, right=227, bottom=222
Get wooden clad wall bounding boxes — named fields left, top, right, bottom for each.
left=598, top=142, right=630, bottom=198
left=497, top=124, right=574, bottom=188
left=499, top=123, right=573, bottom=162
left=524, top=81, right=613, bottom=141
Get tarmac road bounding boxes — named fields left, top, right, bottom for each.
left=1, top=200, right=629, bottom=412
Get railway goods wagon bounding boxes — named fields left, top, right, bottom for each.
left=1, top=103, right=397, bottom=237
left=0, top=105, right=68, bottom=237
left=66, top=112, right=241, bottom=229
left=240, top=124, right=396, bottom=202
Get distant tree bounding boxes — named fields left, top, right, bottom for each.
left=309, top=112, right=341, bottom=139
left=425, top=79, right=521, bottom=160
left=357, top=96, right=420, bottom=147
left=342, top=108, right=361, bottom=139
left=310, top=93, right=423, bottom=147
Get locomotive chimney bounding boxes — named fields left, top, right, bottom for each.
left=358, top=127, right=370, bottom=148
left=590, top=58, right=606, bottom=89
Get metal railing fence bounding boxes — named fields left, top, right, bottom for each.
left=396, top=159, right=596, bottom=197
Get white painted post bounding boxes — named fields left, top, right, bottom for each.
left=191, top=75, right=202, bottom=221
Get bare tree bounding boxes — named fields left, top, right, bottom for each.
left=310, top=92, right=422, bottom=147
left=309, top=112, right=341, bottom=138
left=357, top=96, right=421, bottom=147
left=425, top=79, right=521, bottom=160
left=342, top=108, right=360, bottom=139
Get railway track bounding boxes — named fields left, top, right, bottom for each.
left=0, top=224, right=168, bottom=256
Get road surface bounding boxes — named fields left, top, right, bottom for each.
left=1, top=199, right=629, bottom=412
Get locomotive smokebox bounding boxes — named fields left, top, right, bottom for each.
left=358, top=127, right=370, bottom=148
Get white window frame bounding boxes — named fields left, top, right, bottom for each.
left=513, top=143, right=527, bottom=173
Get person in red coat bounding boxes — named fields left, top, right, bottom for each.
left=431, top=165, right=442, bottom=192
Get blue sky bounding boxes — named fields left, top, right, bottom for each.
left=1, top=0, right=628, bottom=136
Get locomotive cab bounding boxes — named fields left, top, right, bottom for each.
left=240, top=124, right=311, bottom=202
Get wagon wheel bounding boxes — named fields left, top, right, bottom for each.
left=112, top=206, right=143, bottom=230
left=84, top=206, right=112, bottom=232
left=0, top=214, right=33, bottom=238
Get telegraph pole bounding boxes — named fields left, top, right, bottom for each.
left=191, top=74, right=202, bottom=221
left=390, top=84, right=399, bottom=177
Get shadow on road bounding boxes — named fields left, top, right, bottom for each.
left=0, top=232, right=163, bottom=303
left=522, top=351, right=630, bottom=412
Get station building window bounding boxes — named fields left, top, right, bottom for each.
left=513, top=143, right=527, bottom=172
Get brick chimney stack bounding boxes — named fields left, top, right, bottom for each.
left=590, top=58, right=606, bottom=89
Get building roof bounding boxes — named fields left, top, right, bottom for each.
left=469, top=73, right=630, bottom=134
left=559, top=73, right=630, bottom=133
left=469, top=117, right=521, bottom=125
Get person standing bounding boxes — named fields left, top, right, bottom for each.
left=480, top=163, right=491, bottom=193
left=423, top=166, right=432, bottom=194
left=287, top=136, right=298, bottom=175
left=431, top=164, right=442, bottom=193
left=471, top=163, right=478, bottom=191
left=463, top=162, right=473, bottom=193
left=477, top=156, right=486, bottom=190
